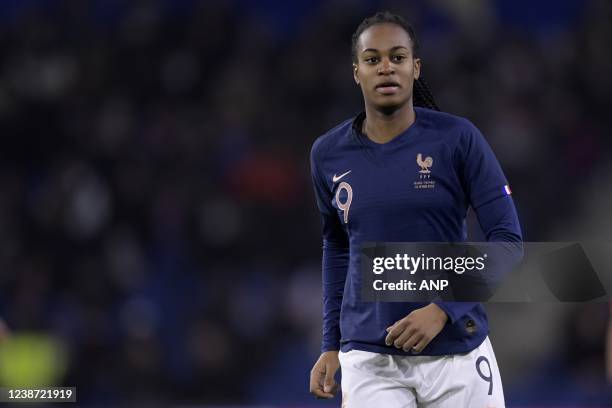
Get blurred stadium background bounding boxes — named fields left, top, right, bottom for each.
left=0, top=0, right=611, bottom=406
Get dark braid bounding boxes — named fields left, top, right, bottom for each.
left=351, top=11, right=440, bottom=112
left=413, top=77, right=440, bottom=111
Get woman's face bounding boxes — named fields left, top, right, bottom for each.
left=353, top=23, right=421, bottom=113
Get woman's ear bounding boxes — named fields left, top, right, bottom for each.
left=413, top=58, right=421, bottom=80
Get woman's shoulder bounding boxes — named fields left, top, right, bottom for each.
left=310, top=116, right=356, bottom=159
left=415, top=107, right=477, bottom=134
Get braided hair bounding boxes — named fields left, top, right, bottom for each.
left=351, top=11, right=440, bottom=111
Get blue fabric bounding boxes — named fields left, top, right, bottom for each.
left=310, top=107, right=523, bottom=355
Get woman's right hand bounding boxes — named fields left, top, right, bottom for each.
left=309, top=350, right=340, bottom=399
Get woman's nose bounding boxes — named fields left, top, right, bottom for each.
left=378, top=59, right=394, bottom=74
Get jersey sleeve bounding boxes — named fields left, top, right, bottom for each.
left=434, top=195, right=523, bottom=323
left=436, top=122, right=524, bottom=324
left=455, top=121, right=510, bottom=210
left=310, top=140, right=349, bottom=352
left=457, top=121, right=523, bottom=261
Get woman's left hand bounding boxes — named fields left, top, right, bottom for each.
left=384, top=303, right=448, bottom=353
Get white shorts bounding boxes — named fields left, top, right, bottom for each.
left=338, top=337, right=505, bottom=408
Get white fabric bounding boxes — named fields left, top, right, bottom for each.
left=338, top=337, right=505, bottom=408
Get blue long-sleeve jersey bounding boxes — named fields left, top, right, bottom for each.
left=310, top=107, right=523, bottom=356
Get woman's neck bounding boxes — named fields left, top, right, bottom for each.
left=363, top=102, right=415, bottom=144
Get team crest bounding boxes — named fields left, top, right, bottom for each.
left=414, top=153, right=436, bottom=189
left=417, top=153, right=433, bottom=173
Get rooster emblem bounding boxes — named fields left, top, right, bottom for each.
left=416, top=153, right=433, bottom=173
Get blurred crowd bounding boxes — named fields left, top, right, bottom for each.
left=0, top=0, right=611, bottom=405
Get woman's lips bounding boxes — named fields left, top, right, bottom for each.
left=376, top=85, right=399, bottom=95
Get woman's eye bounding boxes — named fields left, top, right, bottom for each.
left=365, top=57, right=378, bottom=64
left=391, top=55, right=406, bottom=62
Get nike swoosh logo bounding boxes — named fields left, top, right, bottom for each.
left=332, top=170, right=351, bottom=183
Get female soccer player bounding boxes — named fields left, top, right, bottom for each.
left=309, top=11, right=522, bottom=407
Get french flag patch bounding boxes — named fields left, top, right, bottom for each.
left=504, top=185, right=512, bottom=195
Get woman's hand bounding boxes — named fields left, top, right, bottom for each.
left=384, top=303, right=448, bottom=353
